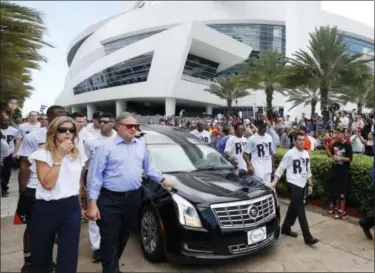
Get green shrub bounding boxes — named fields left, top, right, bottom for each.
left=275, top=148, right=374, bottom=214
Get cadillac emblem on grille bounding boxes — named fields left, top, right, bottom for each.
left=247, top=205, right=258, bottom=218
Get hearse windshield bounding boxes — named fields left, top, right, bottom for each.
left=147, top=144, right=235, bottom=173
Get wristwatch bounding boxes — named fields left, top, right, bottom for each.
left=53, top=162, right=61, bottom=166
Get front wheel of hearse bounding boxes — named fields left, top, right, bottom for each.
left=139, top=205, right=166, bottom=263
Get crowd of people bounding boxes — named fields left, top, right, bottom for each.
left=179, top=111, right=373, bottom=235
left=170, top=111, right=374, bottom=157
left=0, top=107, right=374, bottom=273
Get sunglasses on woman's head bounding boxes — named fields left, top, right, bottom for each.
left=57, top=127, right=76, bottom=134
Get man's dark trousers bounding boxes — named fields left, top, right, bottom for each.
left=282, top=182, right=313, bottom=241
left=97, top=188, right=142, bottom=273
left=1, top=155, right=13, bottom=192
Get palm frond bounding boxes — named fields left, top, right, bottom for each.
left=0, top=2, right=53, bottom=105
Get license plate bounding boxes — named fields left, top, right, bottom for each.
left=247, top=227, right=267, bottom=245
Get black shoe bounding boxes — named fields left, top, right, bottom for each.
left=305, top=237, right=319, bottom=245
left=20, top=263, right=30, bottom=273
left=48, top=261, right=56, bottom=273
left=2, top=191, right=9, bottom=197
left=92, top=249, right=101, bottom=263
left=281, top=229, right=299, bottom=238
left=359, top=221, right=373, bottom=240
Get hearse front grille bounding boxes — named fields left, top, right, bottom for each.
left=210, top=194, right=275, bottom=229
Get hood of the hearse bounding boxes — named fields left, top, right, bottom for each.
left=165, top=171, right=271, bottom=206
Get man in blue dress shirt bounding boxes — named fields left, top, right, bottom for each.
left=86, top=112, right=175, bottom=273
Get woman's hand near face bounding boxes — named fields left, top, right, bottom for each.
left=58, top=140, right=73, bottom=158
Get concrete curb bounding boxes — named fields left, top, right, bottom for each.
left=278, top=197, right=360, bottom=226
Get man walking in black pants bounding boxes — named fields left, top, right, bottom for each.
left=86, top=112, right=175, bottom=273
left=269, top=131, right=319, bottom=245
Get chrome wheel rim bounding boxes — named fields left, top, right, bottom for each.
left=141, top=211, right=158, bottom=254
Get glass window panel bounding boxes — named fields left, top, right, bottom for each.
left=207, top=24, right=286, bottom=77
left=73, top=52, right=154, bottom=95
left=343, top=35, right=374, bottom=57
left=103, top=29, right=165, bottom=55
left=207, top=23, right=285, bottom=55
left=182, top=54, right=219, bottom=83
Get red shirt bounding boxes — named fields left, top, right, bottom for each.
left=327, top=138, right=333, bottom=150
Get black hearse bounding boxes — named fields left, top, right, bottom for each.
left=138, top=125, right=280, bottom=264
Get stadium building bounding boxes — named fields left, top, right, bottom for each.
left=55, top=1, right=374, bottom=119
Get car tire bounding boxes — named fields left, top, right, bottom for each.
left=139, top=205, right=165, bottom=263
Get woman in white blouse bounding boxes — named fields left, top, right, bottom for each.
left=28, top=116, right=86, bottom=273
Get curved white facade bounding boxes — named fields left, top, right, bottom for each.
left=56, top=1, right=374, bottom=119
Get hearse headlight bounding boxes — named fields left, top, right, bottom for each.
left=172, top=194, right=202, bottom=228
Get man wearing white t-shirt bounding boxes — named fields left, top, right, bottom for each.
left=243, top=120, right=275, bottom=183
left=0, top=138, right=9, bottom=165
left=224, top=123, right=247, bottom=170
left=82, top=112, right=101, bottom=136
left=16, top=105, right=67, bottom=273
left=308, top=131, right=317, bottom=151
left=13, top=111, right=41, bottom=157
left=83, top=113, right=117, bottom=263
left=190, top=122, right=211, bottom=144
left=72, top=112, right=93, bottom=147
left=1, top=115, right=18, bottom=196
left=269, top=131, right=319, bottom=245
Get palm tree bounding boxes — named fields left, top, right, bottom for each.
left=0, top=1, right=53, bottom=108
left=238, top=50, right=289, bottom=118
left=284, top=85, right=342, bottom=119
left=204, top=75, right=250, bottom=116
left=286, top=26, right=373, bottom=122
left=337, top=76, right=375, bottom=114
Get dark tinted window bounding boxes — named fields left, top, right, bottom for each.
left=182, top=54, right=219, bottom=85
left=73, top=52, right=154, bottom=95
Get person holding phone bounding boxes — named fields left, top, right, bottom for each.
left=28, top=117, right=86, bottom=273
left=357, top=132, right=374, bottom=157
left=350, top=127, right=365, bottom=154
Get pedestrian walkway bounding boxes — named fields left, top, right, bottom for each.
left=1, top=172, right=374, bottom=272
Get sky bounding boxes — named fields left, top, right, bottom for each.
left=14, top=1, right=375, bottom=115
